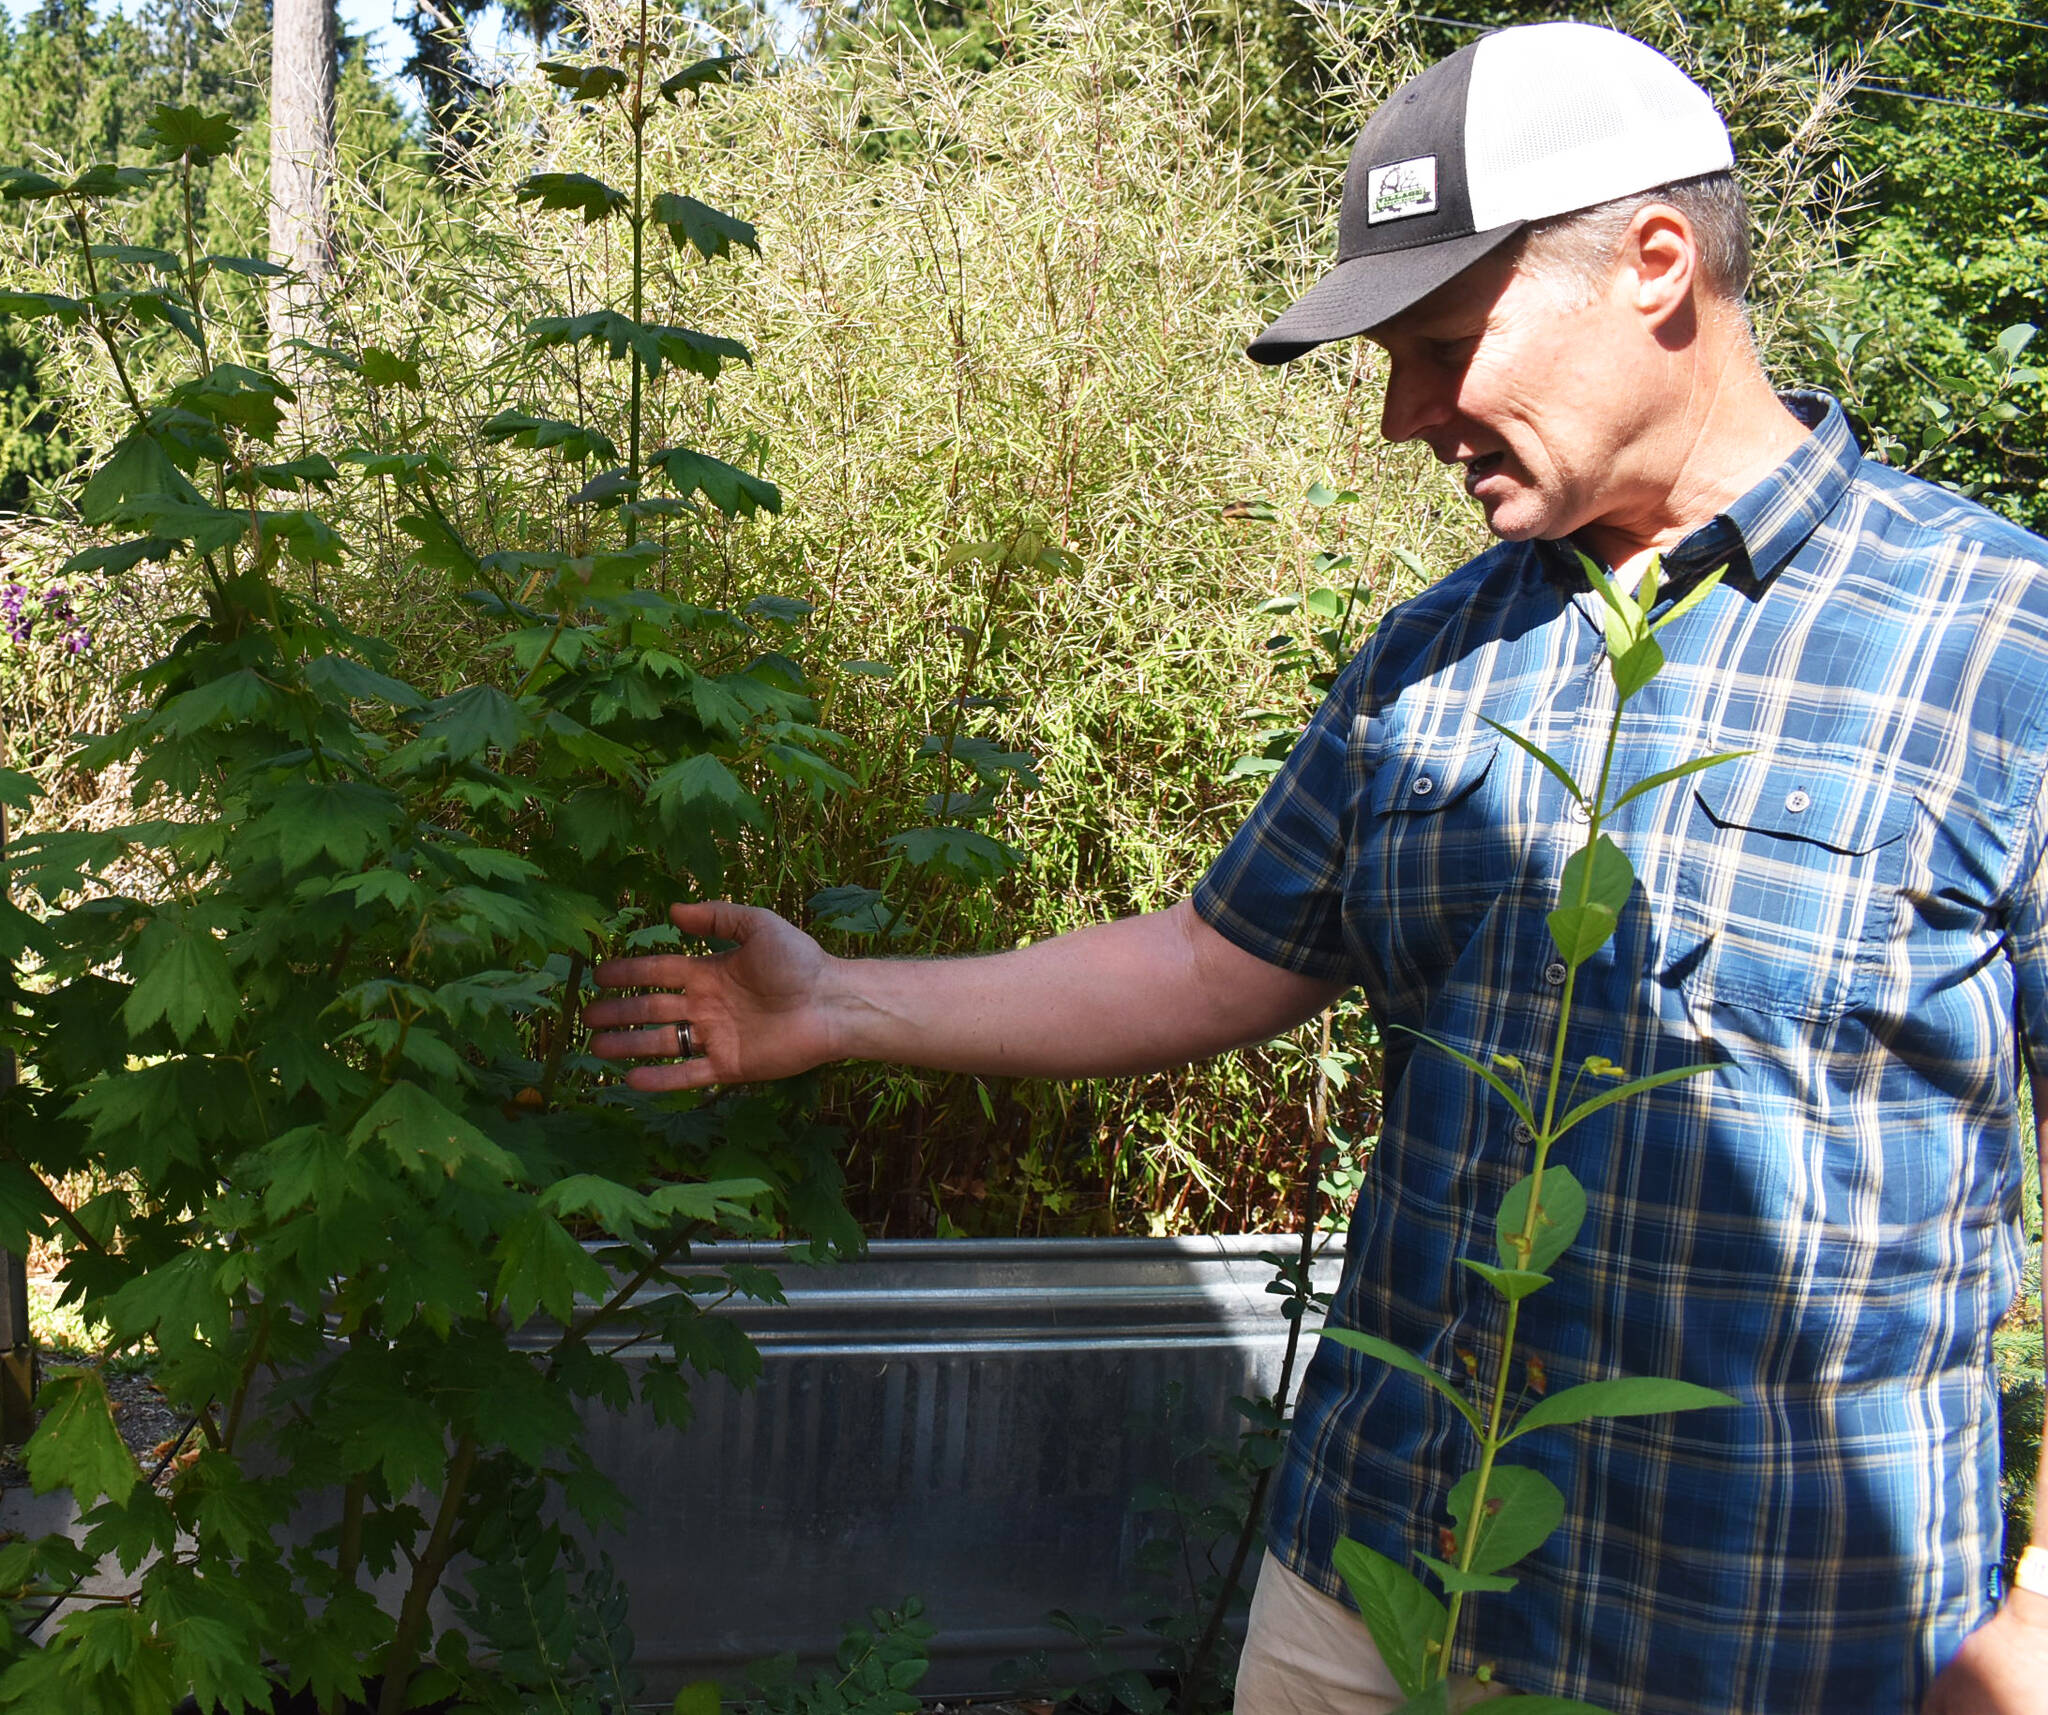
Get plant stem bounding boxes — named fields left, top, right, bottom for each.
left=1437, top=687, right=1631, bottom=1678
left=321, top=1474, right=370, bottom=1715
left=536, top=952, right=584, bottom=1106
left=68, top=206, right=151, bottom=431
left=219, top=1305, right=272, bottom=1452
left=626, top=0, right=648, bottom=544
left=177, top=150, right=214, bottom=375
left=374, top=1430, right=479, bottom=1715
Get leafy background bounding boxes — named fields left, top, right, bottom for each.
left=0, top=0, right=2041, bottom=1555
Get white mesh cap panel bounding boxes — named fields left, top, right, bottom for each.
left=1463, top=22, right=1734, bottom=231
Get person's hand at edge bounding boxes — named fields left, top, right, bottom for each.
left=585, top=901, right=837, bottom=1092
left=1921, top=1587, right=2048, bottom=1713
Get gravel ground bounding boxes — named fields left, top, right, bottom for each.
left=0, top=1352, right=188, bottom=1488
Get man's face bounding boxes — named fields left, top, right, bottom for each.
left=1367, top=247, right=1649, bottom=543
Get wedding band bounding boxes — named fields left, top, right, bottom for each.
left=676, top=1022, right=695, bottom=1059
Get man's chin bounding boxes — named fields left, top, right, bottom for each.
left=1477, top=501, right=1548, bottom=543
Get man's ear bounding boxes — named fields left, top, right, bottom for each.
left=1618, top=204, right=1699, bottom=332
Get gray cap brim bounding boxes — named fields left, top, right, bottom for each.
left=1246, top=222, right=1525, bottom=366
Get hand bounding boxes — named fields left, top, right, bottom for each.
left=584, top=901, right=838, bottom=1091
left=1922, top=1589, right=2048, bottom=1713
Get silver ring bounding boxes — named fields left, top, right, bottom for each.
left=675, top=1021, right=695, bottom=1059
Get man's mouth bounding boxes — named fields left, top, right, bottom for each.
left=1462, top=452, right=1506, bottom=493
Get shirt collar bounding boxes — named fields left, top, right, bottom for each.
left=1536, top=390, right=1860, bottom=593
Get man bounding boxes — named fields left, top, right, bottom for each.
left=586, top=22, right=2048, bottom=1715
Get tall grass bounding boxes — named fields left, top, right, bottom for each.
left=0, top=0, right=1864, bottom=1235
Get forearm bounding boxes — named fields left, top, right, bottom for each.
left=816, top=899, right=1343, bottom=1079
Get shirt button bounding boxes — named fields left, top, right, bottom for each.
left=1785, top=787, right=1811, bottom=814
left=1512, top=1121, right=1534, bottom=1144
left=1544, top=961, right=1568, bottom=986
left=1569, top=800, right=1591, bottom=823
left=1410, top=775, right=1435, bottom=798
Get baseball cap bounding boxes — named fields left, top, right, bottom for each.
left=1247, top=22, right=1734, bottom=365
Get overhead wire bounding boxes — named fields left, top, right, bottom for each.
left=1389, top=7, right=2048, bottom=123
left=1887, top=0, right=2048, bottom=34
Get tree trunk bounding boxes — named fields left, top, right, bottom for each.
left=268, top=0, right=335, bottom=367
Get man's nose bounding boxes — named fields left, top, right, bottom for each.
left=1378, top=355, right=1448, bottom=446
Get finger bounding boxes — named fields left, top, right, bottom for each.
left=589, top=1025, right=692, bottom=1062
left=624, top=1057, right=724, bottom=1093
left=591, top=952, right=698, bottom=991
left=670, top=899, right=759, bottom=942
left=583, top=990, right=693, bottom=1029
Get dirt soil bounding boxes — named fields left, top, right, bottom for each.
left=0, top=1352, right=187, bottom=1487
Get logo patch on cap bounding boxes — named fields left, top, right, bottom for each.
left=1367, top=155, right=1439, bottom=224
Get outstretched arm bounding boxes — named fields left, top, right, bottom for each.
left=584, top=897, right=1346, bottom=1092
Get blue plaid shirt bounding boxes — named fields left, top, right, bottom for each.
left=1195, top=395, right=2048, bottom=1714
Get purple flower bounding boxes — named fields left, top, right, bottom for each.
left=0, top=580, right=91, bottom=652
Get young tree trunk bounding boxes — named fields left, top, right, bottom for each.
left=268, top=0, right=335, bottom=367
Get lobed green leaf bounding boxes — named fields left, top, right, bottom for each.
left=515, top=170, right=629, bottom=223
left=23, top=1370, right=140, bottom=1503
left=652, top=191, right=760, bottom=261
left=140, top=103, right=241, bottom=163
left=537, top=58, right=630, bottom=100
left=123, top=920, right=238, bottom=1044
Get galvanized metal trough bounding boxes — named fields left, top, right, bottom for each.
left=558, top=1233, right=1341, bottom=1697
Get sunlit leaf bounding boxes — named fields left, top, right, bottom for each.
left=1459, top=1259, right=1550, bottom=1302
left=1320, top=1329, right=1481, bottom=1431
left=1495, top=1166, right=1585, bottom=1274
left=1555, top=1061, right=1725, bottom=1137
left=1545, top=901, right=1617, bottom=968
left=1608, top=750, right=1749, bottom=812
left=1558, top=833, right=1632, bottom=916
left=1447, top=1464, right=1563, bottom=1573
left=1414, top=1553, right=1515, bottom=1594
left=1393, top=1025, right=1534, bottom=1128
left=1508, top=1376, right=1738, bottom=1442
left=23, top=1370, right=140, bottom=1503
left=1329, top=1537, right=1445, bottom=1701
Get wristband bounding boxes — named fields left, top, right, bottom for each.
left=2017, top=1545, right=2048, bottom=1598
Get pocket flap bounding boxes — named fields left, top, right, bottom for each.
left=1370, top=740, right=1499, bottom=816
left=1693, top=749, right=1912, bottom=857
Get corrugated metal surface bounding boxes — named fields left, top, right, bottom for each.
left=558, top=1234, right=1342, bottom=1696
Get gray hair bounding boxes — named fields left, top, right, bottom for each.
left=1513, top=171, right=1753, bottom=306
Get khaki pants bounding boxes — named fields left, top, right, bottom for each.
left=1234, top=1551, right=1510, bottom=1715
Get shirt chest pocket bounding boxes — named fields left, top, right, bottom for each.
left=1671, top=746, right=1914, bottom=1022
left=1358, top=738, right=1506, bottom=915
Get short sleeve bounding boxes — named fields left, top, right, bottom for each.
left=1192, top=669, right=1364, bottom=983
